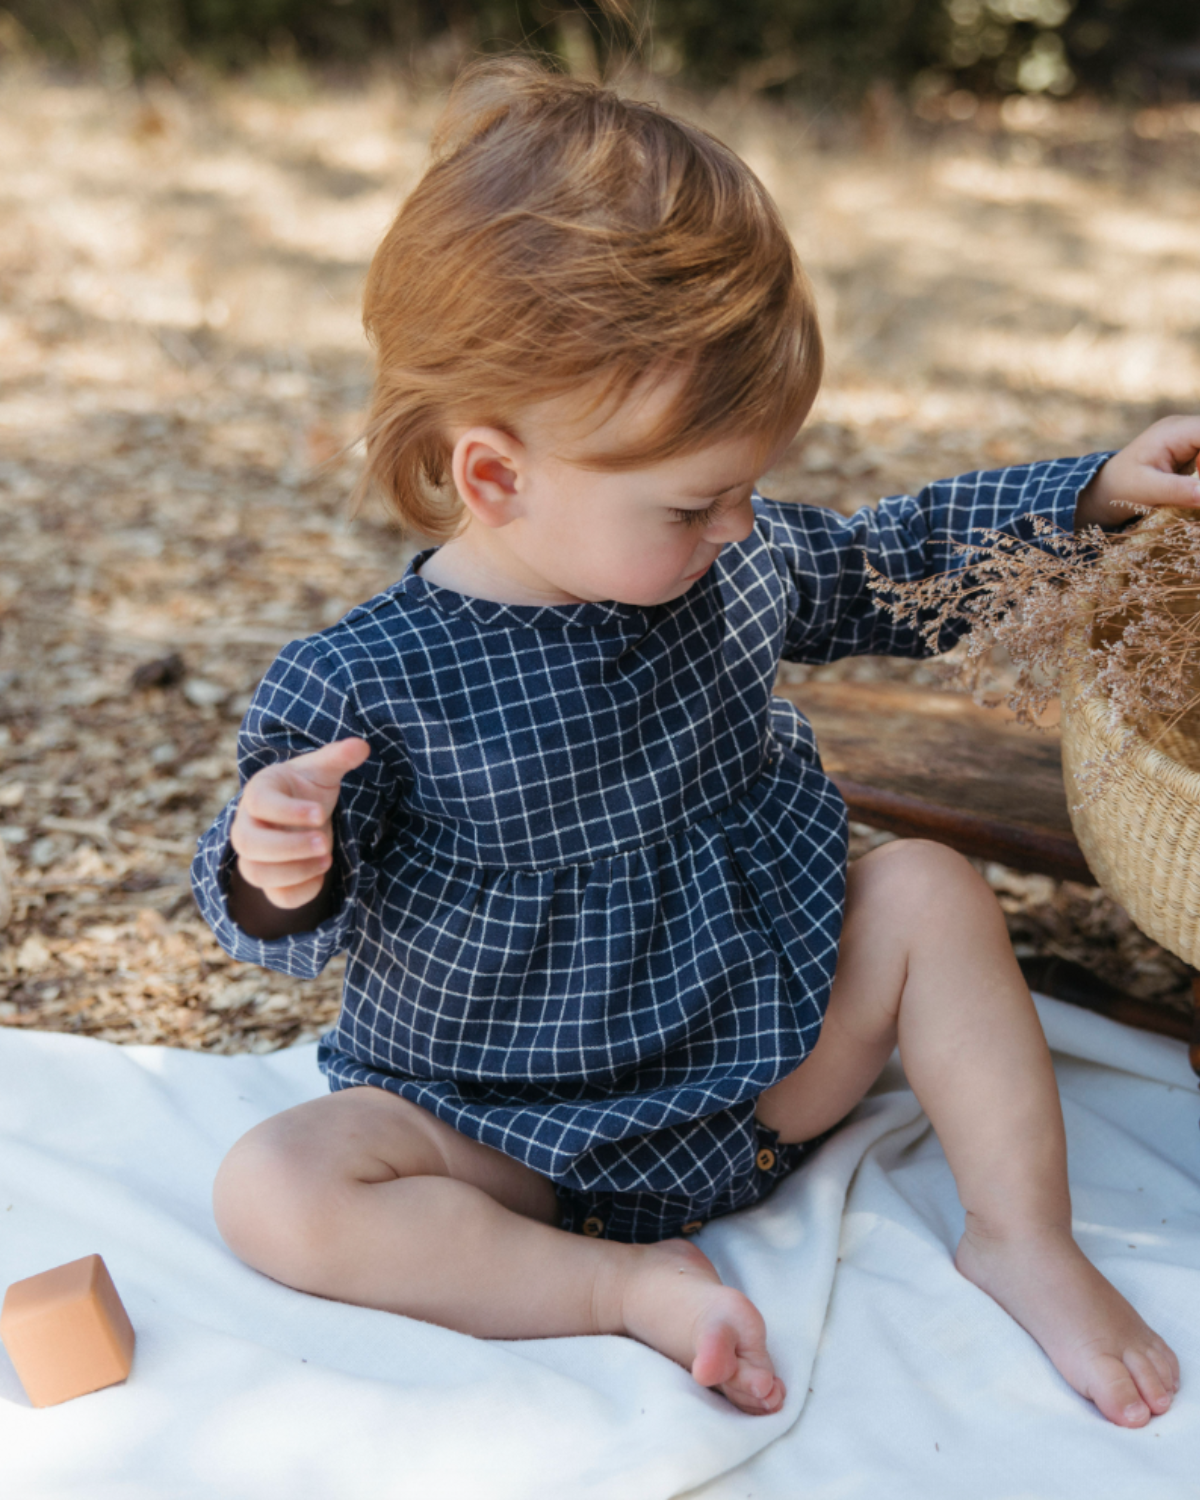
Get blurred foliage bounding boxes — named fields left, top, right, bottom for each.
left=1, top=0, right=1197, bottom=101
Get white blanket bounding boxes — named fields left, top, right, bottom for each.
left=1, top=996, right=1197, bottom=1500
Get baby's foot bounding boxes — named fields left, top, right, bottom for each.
left=956, top=1223, right=1179, bottom=1426
left=613, top=1239, right=785, bottom=1415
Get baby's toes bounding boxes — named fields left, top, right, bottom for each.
left=1147, top=1336, right=1181, bottom=1394
left=719, top=1364, right=785, bottom=1415
left=692, top=1313, right=782, bottom=1414
left=1087, top=1352, right=1151, bottom=1427
left=1125, top=1348, right=1173, bottom=1415
left=691, top=1322, right=740, bottom=1391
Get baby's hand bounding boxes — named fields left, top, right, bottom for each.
left=1075, top=415, right=1200, bottom=529
left=231, top=738, right=370, bottom=910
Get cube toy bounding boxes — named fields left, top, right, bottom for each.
left=1, top=1254, right=135, bottom=1407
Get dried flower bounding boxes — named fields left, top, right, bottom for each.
left=866, top=508, right=1200, bottom=799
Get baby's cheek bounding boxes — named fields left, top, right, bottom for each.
left=615, top=534, right=694, bottom=593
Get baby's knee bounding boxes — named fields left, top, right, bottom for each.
left=849, top=838, right=991, bottom=926
left=212, top=1117, right=338, bottom=1284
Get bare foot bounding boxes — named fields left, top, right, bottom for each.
left=609, top=1239, right=785, bottom=1415
left=956, top=1223, right=1180, bottom=1427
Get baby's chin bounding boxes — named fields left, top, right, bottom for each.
left=609, top=580, right=706, bottom=608
left=660, top=566, right=715, bottom=602
left=629, top=567, right=717, bottom=608
left=569, top=562, right=714, bottom=609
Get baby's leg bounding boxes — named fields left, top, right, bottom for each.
left=213, top=1086, right=784, bottom=1413
left=757, top=839, right=1179, bottom=1427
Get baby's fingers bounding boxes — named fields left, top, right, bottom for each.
left=1141, top=413, right=1200, bottom=471
left=237, top=855, right=332, bottom=901
left=231, top=819, right=330, bottom=865
left=288, top=738, right=371, bottom=793
left=240, top=778, right=327, bottom=830
left=263, top=875, right=329, bottom=910
left=239, top=739, right=370, bottom=827
left=1122, top=466, right=1200, bottom=511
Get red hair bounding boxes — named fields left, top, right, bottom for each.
left=361, top=58, right=823, bottom=539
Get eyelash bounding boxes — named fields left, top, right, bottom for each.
left=672, top=500, right=723, bottom=528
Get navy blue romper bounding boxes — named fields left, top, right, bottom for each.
left=192, top=457, right=1101, bottom=1242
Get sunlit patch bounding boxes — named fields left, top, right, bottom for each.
left=0, top=69, right=1195, bottom=1051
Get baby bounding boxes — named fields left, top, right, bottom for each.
left=193, top=59, right=1198, bottom=1423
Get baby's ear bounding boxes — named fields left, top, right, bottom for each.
left=452, top=427, right=525, bottom=526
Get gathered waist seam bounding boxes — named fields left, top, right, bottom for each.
left=385, top=746, right=830, bottom=877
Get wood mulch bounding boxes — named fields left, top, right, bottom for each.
left=2, top=65, right=1197, bottom=1052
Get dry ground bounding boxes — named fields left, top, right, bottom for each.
left=1, top=63, right=1199, bottom=1052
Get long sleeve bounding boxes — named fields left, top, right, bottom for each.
left=755, top=452, right=1111, bottom=664
left=190, top=636, right=403, bottom=977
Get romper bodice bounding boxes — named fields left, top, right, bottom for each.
left=192, top=457, right=1102, bottom=1196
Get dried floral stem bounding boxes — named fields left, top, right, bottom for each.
left=866, top=510, right=1200, bottom=798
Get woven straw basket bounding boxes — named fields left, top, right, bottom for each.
left=1060, top=508, right=1200, bottom=967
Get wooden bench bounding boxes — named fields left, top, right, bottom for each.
left=773, top=679, right=1200, bottom=1073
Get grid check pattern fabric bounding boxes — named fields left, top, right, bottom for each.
left=553, top=1120, right=824, bottom=1243
left=192, top=455, right=1104, bottom=1210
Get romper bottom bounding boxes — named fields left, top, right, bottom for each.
left=554, top=1120, right=830, bottom=1244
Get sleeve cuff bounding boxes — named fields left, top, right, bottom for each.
left=1018, top=450, right=1115, bottom=536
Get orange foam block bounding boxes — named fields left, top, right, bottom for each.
left=1, top=1254, right=135, bottom=1407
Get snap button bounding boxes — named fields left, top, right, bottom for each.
left=582, top=1216, right=605, bottom=1237
left=681, top=1220, right=704, bottom=1235
left=755, top=1147, right=776, bottom=1172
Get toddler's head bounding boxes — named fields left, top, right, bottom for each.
left=361, top=59, right=823, bottom=545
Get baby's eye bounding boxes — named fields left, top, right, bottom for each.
left=671, top=500, right=722, bottom=528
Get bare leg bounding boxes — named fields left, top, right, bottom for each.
left=213, top=1086, right=784, bottom=1413
left=757, top=839, right=1180, bottom=1427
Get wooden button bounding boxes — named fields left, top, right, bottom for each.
left=582, top=1216, right=605, bottom=1237
left=681, top=1220, right=704, bottom=1235
left=755, top=1147, right=776, bottom=1172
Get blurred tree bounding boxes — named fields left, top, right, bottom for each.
left=4, top=0, right=1197, bottom=100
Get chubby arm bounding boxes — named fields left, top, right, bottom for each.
left=762, top=416, right=1200, bottom=667
left=191, top=637, right=398, bottom=974
left=763, top=452, right=1104, bottom=665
